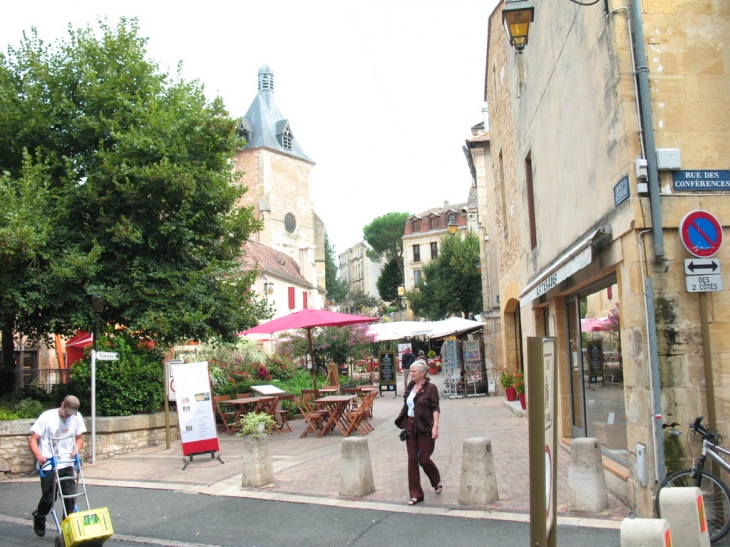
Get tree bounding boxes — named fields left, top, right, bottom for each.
left=363, top=212, right=409, bottom=277
left=277, top=323, right=376, bottom=372
left=377, top=257, right=404, bottom=306
left=406, top=231, right=483, bottom=319
left=347, top=288, right=379, bottom=315
left=0, top=19, right=268, bottom=391
left=324, top=230, right=347, bottom=304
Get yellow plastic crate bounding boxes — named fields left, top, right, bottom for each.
left=61, top=507, right=114, bottom=547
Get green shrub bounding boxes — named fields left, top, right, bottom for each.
left=70, top=331, right=165, bottom=416
left=14, top=398, right=45, bottom=419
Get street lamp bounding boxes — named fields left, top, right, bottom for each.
left=447, top=218, right=459, bottom=235
left=503, top=0, right=535, bottom=52
left=264, top=280, right=275, bottom=295
left=90, top=294, right=104, bottom=464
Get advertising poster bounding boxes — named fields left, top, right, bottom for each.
left=170, top=361, right=220, bottom=456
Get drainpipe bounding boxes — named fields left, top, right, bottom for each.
left=631, top=0, right=664, bottom=260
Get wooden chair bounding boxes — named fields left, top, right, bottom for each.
left=342, top=387, right=362, bottom=412
left=213, top=395, right=237, bottom=435
left=342, top=391, right=377, bottom=436
left=275, top=394, right=293, bottom=433
left=236, top=393, right=252, bottom=400
left=293, top=396, right=325, bottom=438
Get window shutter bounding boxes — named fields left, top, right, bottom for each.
left=303, top=291, right=308, bottom=309
left=288, top=287, right=295, bottom=309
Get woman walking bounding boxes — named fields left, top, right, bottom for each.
left=394, top=360, right=442, bottom=505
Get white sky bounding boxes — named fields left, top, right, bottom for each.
left=1, top=0, right=499, bottom=255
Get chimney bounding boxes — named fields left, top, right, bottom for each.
left=482, top=106, right=489, bottom=131
left=444, top=200, right=449, bottom=208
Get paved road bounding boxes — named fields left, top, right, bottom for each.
left=0, top=482, right=620, bottom=547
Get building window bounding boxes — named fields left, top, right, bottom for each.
left=282, top=126, right=293, bottom=150
left=499, top=151, right=508, bottom=236
left=448, top=214, right=455, bottom=224
left=414, top=269, right=422, bottom=285
left=412, top=220, right=420, bottom=232
left=431, top=242, right=438, bottom=259
left=413, top=244, right=420, bottom=262
left=430, top=217, right=438, bottom=230
left=284, top=213, right=296, bottom=233
left=288, top=287, right=295, bottom=309
left=526, top=155, right=537, bottom=250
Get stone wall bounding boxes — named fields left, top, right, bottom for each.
left=0, top=412, right=178, bottom=480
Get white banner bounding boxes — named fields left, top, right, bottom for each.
left=170, top=361, right=218, bottom=448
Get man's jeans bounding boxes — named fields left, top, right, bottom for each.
left=37, top=466, right=76, bottom=518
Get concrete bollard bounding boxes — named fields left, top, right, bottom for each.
left=241, top=435, right=274, bottom=487
left=339, top=437, right=375, bottom=497
left=458, top=437, right=499, bottom=505
left=568, top=437, right=608, bottom=512
left=658, top=487, right=710, bottom=547
left=621, top=518, right=672, bottom=547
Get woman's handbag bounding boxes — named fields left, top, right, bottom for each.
left=399, top=429, right=407, bottom=441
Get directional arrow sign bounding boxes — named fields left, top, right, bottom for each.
left=96, top=351, right=119, bottom=361
left=685, top=258, right=721, bottom=275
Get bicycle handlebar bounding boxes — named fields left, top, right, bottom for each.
left=691, top=416, right=721, bottom=444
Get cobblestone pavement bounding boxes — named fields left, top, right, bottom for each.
left=39, top=374, right=631, bottom=526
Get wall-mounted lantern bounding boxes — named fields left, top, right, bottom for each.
left=503, top=0, right=535, bottom=52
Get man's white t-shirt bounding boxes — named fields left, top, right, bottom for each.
left=30, top=408, right=87, bottom=468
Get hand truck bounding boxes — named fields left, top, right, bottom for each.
left=39, top=434, right=113, bottom=547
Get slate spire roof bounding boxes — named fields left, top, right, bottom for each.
left=238, top=65, right=314, bottom=164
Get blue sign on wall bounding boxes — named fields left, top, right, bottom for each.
left=673, top=170, right=730, bottom=191
left=613, top=176, right=630, bottom=207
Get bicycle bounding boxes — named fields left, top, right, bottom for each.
left=656, top=416, right=730, bottom=543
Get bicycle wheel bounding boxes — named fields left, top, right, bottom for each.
left=657, top=468, right=730, bottom=543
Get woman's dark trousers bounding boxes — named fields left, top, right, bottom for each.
left=406, top=417, right=440, bottom=501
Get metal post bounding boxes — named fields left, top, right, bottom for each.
left=698, top=293, right=717, bottom=432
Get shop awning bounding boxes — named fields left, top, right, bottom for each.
left=519, top=226, right=611, bottom=307
left=368, top=318, right=484, bottom=341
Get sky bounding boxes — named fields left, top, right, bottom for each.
left=1, top=0, right=500, bottom=255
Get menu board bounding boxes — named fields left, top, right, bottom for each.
left=171, top=361, right=220, bottom=457
left=378, top=350, right=397, bottom=393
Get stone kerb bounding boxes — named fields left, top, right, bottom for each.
left=339, top=437, right=375, bottom=497
left=568, top=437, right=609, bottom=512
left=0, top=412, right=178, bottom=479
left=459, top=437, right=499, bottom=505
left=620, top=518, right=672, bottom=547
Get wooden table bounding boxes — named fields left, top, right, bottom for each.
left=314, top=395, right=356, bottom=437
left=318, top=386, right=340, bottom=395
left=228, top=396, right=277, bottom=423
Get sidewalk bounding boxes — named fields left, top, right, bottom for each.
left=37, top=374, right=630, bottom=528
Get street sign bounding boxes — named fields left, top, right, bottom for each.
left=685, top=258, right=721, bottom=275
left=686, top=274, right=723, bottom=293
left=680, top=210, right=723, bottom=257
left=96, top=351, right=119, bottom=361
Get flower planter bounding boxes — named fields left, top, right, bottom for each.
left=518, top=393, right=526, bottom=410
left=429, top=367, right=439, bottom=375
left=505, top=387, right=517, bottom=401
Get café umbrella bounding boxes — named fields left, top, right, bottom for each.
left=240, top=309, right=378, bottom=390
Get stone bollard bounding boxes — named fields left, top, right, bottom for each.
left=458, top=437, right=499, bottom=505
left=621, top=518, right=672, bottom=547
left=339, top=437, right=375, bottom=497
left=568, top=437, right=608, bottom=512
left=658, top=487, right=710, bottom=547
left=241, top=435, right=274, bottom=487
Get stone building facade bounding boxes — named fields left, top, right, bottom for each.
left=486, top=0, right=729, bottom=516
left=234, top=65, right=326, bottom=316
left=338, top=241, right=384, bottom=304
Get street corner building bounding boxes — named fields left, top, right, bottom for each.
left=481, top=0, right=730, bottom=516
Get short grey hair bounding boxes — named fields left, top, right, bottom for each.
left=410, top=360, right=429, bottom=376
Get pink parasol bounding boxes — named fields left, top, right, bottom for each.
left=581, top=317, right=610, bottom=332
left=240, top=309, right=378, bottom=390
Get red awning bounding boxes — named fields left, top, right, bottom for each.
left=65, top=331, right=92, bottom=367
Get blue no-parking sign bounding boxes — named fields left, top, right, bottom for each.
left=679, top=210, right=723, bottom=258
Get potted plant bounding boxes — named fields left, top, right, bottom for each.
left=237, top=412, right=276, bottom=487
left=513, top=371, right=526, bottom=410
left=237, top=411, right=277, bottom=438
left=500, top=370, right=517, bottom=401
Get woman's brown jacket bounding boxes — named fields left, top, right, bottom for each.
left=394, top=378, right=440, bottom=435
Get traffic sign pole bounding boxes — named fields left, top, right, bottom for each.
left=91, top=348, right=96, bottom=464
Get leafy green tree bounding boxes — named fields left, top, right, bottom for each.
left=377, top=257, right=404, bottom=306
left=277, top=323, right=376, bottom=372
left=0, top=18, right=268, bottom=393
left=406, top=231, right=483, bottom=319
left=363, top=212, right=409, bottom=277
left=347, top=288, right=379, bottom=315
left=324, top=230, right=348, bottom=304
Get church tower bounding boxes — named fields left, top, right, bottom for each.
left=234, top=66, right=326, bottom=313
